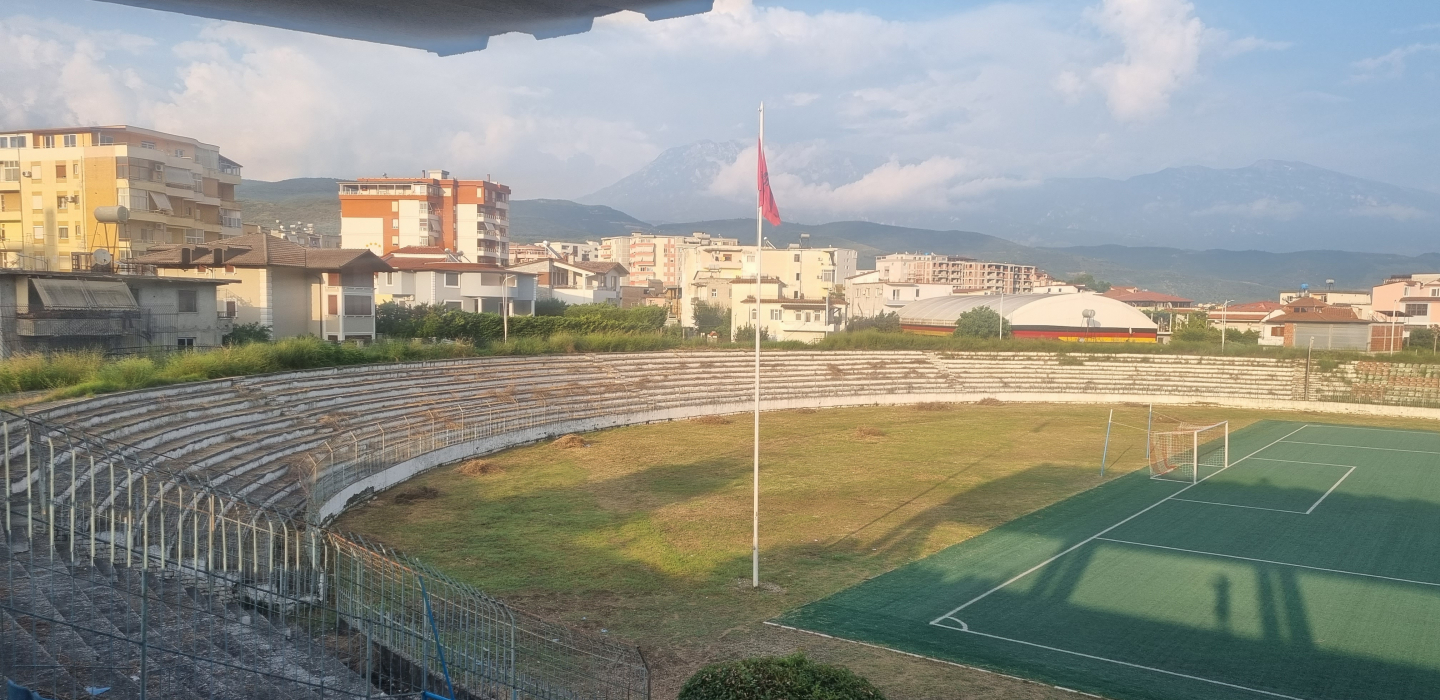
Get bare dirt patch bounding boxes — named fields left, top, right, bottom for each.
left=977, top=397, right=1004, bottom=406
left=457, top=459, right=500, bottom=477
left=913, top=402, right=953, bottom=411
left=854, top=426, right=887, bottom=440
left=690, top=415, right=733, bottom=425
left=552, top=434, right=590, bottom=449
left=392, top=486, right=439, bottom=505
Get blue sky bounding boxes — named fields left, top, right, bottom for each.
left=2, top=0, right=1436, bottom=206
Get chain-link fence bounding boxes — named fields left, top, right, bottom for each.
left=1, top=410, right=649, bottom=700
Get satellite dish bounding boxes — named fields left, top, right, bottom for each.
left=93, top=249, right=114, bottom=266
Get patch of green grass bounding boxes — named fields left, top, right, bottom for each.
left=335, top=404, right=1440, bottom=699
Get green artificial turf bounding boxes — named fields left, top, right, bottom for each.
left=775, top=420, right=1440, bottom=700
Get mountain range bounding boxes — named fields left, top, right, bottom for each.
left=579, top=141, right=1440, bottom=254
left=236, top=163, right=1440, bottom=302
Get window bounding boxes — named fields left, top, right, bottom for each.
left=384, top=272, right=394, bottom=286
left=58, top=226, right=68, bottom=240
left=793, top=253, right=800, bottom=262
left=55, top=163, right=67, bottom=180
left=2, top=136, right=24, bottom=148
left=96, top=133, right=113, bottom=145
left=1405, top=303, right=1429, bottom=318
left=796, top=312, right=803, bottom=321
left=391, top=219, right=398, bottom=229
left=770, top=309, right=782, bottom=320
left=794, top=273, right=801, bottom=281
left=751, top=309, right=758, bottom=320
left=140, top=141, right=156, bottom=149
left=444, top=272, right=460, bottom=287
left=1270, top=326, right=1285, bottom=337
left=56, top=195, right=68, bottom=211
left=327, top=294, right=339, bottom=315
left=344, top=294, right=373, bottom=315
left=178, top=289, right=198, bottom=313
left=177, top=337, right=196, bottom=349
left=709, top=288, right=717, bottom=298
left=1432, top=288, right=1440, bottom=297
left=185, top=229, right=204, bottom=244
left=443, top=300, right=462, bottom=309
left=42, top=135, right=55, bottom=148
left=793, top=291, right=800, bottom=299
left=1, top=161, right=16, bottom=181
left=224, top=300, right=237, bottom=318
left=29, top=163, right=40, bottom=181
left=174, top=148, right=185, bottom=158
left=31, top=195, right=42, bottom=211
left=326, top=272, right=341, bottom=286
left=892, top=289, right=900, bottom=300
left=63, top=134, right=77, bottom=148
left=33, top=226, right=44, bottom=241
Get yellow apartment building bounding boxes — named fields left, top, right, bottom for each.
left=0, top=126, right=243, bottom=272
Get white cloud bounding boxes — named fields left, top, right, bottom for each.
left=1086, top=0, right=1206, bottom=121
left=1350, top=43, right=1440, bottom=81
left=784, top=92, right=820, bottom=107
left=1215, top=34, right=1292, bottom=58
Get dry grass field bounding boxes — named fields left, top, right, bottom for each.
left=336, top=403, right=1440, bottom=699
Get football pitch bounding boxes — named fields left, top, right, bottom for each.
left=773, top=420, right=1440, bottom=700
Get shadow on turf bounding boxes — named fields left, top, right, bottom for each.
left=776, top=428, right=1440, bottom=700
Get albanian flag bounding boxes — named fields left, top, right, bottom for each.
left=757, top=139, right=781, bottom=226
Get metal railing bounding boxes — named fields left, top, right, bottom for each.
left=1, top=410, right=649, bottom=700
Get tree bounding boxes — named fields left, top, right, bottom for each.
left=733, top=324, right=770, bottom=342
left=692, top=300, right=732, bottom=338
left=954, top=307, right=1010, bottom=338
left=1408, top=326, right=1437, bottom=352
left=1171, top=313, right=1218, bottom=342
left=847, top=311, right=900, bottom=332
left=1067, top=272, right=1111, bottom=293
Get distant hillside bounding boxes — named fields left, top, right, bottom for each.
left=508, top=199, right=653, bottom=243
left=581, top=143, right=1440, bottom=253
left=236, top=178, right=340, bottom=236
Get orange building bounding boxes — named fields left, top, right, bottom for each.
left=338, top=169, right=510, bottom=264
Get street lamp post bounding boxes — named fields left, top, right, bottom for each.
left=1220, top=300, right=1234, bottom=351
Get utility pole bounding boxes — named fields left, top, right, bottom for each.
left=1221, top=300, right=1233, bottom=351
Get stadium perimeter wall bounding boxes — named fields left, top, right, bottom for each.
left=29, top=350, right=1440, bottom=526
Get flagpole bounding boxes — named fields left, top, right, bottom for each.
left=753, top=102, right=763, bottom=589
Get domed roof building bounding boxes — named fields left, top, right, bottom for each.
left=899, top=293, right=1159, bottom=342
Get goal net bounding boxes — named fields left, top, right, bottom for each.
left=1148, top=421, right=1228, bottom=483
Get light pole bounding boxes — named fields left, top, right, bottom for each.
left=1220, top=300, right=1233, bottom=351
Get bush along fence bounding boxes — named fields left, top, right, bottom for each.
left=377, top=303, right=668, bottom=343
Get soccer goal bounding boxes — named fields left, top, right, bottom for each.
left=1148, top=421, right=1228, bottom=483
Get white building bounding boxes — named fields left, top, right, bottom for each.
left=377, top=247, right=536, bottom=315
left=728, top=276, right=842, bottom=343
left=675, top=241, right=856, bottom=327
left=876, top=253, right=1036, bottom=294
left=510, top=258, right=627, bottom=306
left=846, top=270, right=978, bottom=318
left=599, top=232, right=739, bottom=287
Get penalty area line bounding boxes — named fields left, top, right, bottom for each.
left=930, top=620, right=1311, bottom=700
left=928, top=424, right=1311, bottom=625
left=1094, top=537, right=1440, bottom=588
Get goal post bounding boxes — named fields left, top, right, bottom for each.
left=1148, top=421, right=1228, bottom=483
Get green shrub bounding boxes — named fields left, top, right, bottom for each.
left=693, top=300, right=732, bottom=339
left=223, top=322, right=273, bottom=346
left=846, top=312, right=900, bottom=333
left=534, top=298, right=569, bottom=316
left=954, top=307, right=1010, bottom=339
left=678, top=653, right=884, bottom=700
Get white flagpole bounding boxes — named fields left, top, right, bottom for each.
left=753, top=102, right=764, bottom=589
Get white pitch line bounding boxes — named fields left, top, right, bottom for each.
left=1305, top=466, right=1356, bottom=515
left=927, top=424, right=1311, bottom=624
left=1249, top=457, right=1365, bottom=469
left=1094, top=537, right=1440, bottom=588
left=1280, top=440, right=1440, bottom=456
left=1170, top=498, right=1308, bottom=515
left=931, top=621, right=1311, bottom=700
left=1299, top=424, right=1440, bottom=437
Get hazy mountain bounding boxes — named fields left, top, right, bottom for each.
left=580, top=143, right=1440, bottom=254
left=236, top=178, right=341, bottom=236
left=965, top=160, right=1440, bottom=252
left=578, top=140, right=884, bottom=224
left=507, top=199, right=653, bottom=242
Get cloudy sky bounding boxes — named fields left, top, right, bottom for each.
left=3, top=0, right=1436, bottom=202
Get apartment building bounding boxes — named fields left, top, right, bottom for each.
left=509, top=240, right=599, bottom=265
left=339, top=169, right=511, bottom=264
left=599, top=232, right=739, bottom=287
left=509, top=258, right=625, bottom=306
left=1372, top=274, right=1440, bottom=329
left=675, top=241, right=856, bottom=327
left=875, top=253, right=1036, bottom=294
left=0, top=125, right=242, bottom=271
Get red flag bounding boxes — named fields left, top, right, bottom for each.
left=757, top=139, right=781, bottom=226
